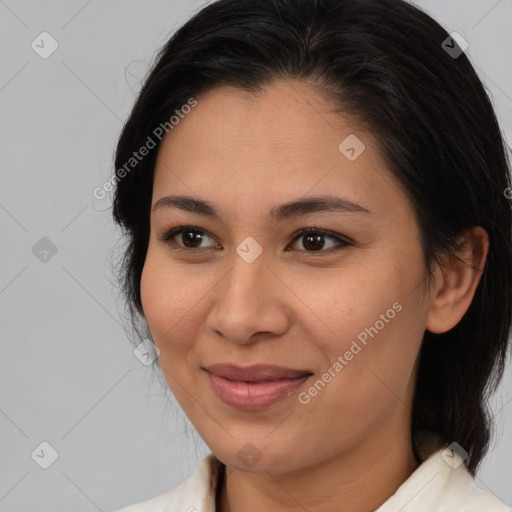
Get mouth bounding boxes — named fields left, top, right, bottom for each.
left=203, top=363, right=313, bottom=411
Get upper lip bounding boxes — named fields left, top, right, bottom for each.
left=203, top=363, right=312, bottom=382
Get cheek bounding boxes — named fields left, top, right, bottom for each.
left=304, top=262, right=401, bottom=349
left=140, top=249, right=209, bottom=357
left=304, top=250, right=426, bottom=394
left=299, top=296, right=422, bottom=444
left=140, top=253, right=202, bottom=400
left=140, top=252, right=169, bottom=335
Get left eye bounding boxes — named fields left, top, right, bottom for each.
left=287, top=228, right=351, bottom=254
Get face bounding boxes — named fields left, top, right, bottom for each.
left=140, top=80, right=433, bottom=474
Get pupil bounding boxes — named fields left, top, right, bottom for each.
left=304, top=234, right=324, bottom=251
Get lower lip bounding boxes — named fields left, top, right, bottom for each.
left=206, top=371, right=311, bottom=411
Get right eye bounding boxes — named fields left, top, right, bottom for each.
left=157, top=225, right=222, bottom=254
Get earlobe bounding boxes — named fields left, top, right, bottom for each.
left=425, top=226, right=489, bottom=334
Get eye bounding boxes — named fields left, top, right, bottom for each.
left=157, top=225, right=352, bottom=256
left=287, top=228, right=351, bottom=257
left=157, top=225, right=220, bottom=253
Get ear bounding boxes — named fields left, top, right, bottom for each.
left=426, top=226, right=489, bottom=334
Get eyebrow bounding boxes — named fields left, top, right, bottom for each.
left=152, top=194, right=372, bottom=222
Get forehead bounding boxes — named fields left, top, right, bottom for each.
left=165, top=80, right=354, bottom=152
left=151, top=80, right=410, bottom=223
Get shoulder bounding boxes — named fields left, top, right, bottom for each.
left=112, top=454, right=222, bottom=512
left=377, top=446, right=511, bottom=512
left=447, top=465, right=510, bottom=512
left=462, top=486, right=511, bottom=512
left=433, top=450, right=511, bottom=511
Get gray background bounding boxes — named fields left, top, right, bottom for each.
left=0, top=1, right=511, bottom=511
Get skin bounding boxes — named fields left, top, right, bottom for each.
left=140, top=79, right=489, bottom=512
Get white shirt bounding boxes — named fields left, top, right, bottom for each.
left=114, top=448, right=511, bottom=511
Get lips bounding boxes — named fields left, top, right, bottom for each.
left=203, top=363, right=313, bottom=410
left=204, top=363, right=311, bottom=381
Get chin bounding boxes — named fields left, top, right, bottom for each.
left=208, top=437, right=308, bottom=474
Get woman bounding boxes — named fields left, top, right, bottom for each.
left=111, top=0, right=512, bottom=510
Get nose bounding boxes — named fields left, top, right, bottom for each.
left=205, top=249, right=291, bottom=345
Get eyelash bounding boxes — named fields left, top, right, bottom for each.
left=157, top=224, right=352, bottom=258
